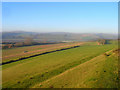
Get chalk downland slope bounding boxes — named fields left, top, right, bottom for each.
left=2, top=41, right=118, bottom=88
left=34, top=49, right=118, bottom=88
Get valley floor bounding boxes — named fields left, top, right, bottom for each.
left=2, top=41, right=118, bottom=88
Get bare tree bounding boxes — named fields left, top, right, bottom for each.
left=97, top=39, right=106, bottom=45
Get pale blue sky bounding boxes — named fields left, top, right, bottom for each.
left=2, top=2, right=118, bottom=33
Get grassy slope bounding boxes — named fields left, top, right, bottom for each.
left=34, top=49, right=118, bottom=88
left=2, top=41, right=117, bottom=88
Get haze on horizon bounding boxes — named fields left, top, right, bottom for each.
left=2, top=2, right=118, bottom=34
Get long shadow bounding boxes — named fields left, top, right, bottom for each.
left=1, top=45, right=80, bottom=66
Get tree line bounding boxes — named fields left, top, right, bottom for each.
left=97, top=39, right=110, bottom=45
left=2, top=37, right=34, bottom=49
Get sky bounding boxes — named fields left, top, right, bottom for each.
left=2, top=2, right=118, bottom=33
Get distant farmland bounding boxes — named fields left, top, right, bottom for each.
left=2, top=42, right=84, bottom=63
left=2, top=40, right=118, bottom=88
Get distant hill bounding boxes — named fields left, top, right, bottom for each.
left=1, top=31, right=118, bottom=42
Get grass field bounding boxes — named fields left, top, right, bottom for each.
left=2, top=40, right=118, bottom=88
left=34, top=49, right=118, bottom=88
left=2, top=42, right=84, bottom=63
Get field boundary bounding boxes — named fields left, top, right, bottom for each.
left=1, top=45, right=80, bottom=66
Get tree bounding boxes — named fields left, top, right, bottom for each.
left=97, top=39, right=107, bottom=45
left=2, top=44, right=14, bottom=49
left=2, top=44, right=9, bottom=49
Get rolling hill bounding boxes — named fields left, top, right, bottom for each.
left=2, top=31, right=118, bottom=42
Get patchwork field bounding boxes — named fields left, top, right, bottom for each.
left=2, top=42, right=84, bottom=63
left=2, top=40, right=118, bottom=88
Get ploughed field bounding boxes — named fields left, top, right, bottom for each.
left=2, top=41, right=118, bottom=88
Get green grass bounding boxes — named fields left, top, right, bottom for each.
left=2, top=42, right=78, bottom=57
left=2, top=41, right=118, bottom=88
left=2, top=42, right=81, bottom=63
left=34, top=49, right=118, bottom=88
